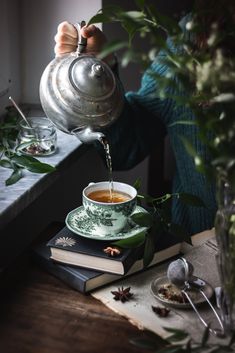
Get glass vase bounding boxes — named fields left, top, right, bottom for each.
left=215, top=172, right=235, bottom=334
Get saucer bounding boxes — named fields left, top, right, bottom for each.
left=65, top=205, right=148, bottom=241
left=150, top=276, right=214, bottom=309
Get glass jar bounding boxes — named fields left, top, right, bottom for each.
left=18, top=117, right=57, bottom=156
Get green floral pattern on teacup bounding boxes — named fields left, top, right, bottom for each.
left=83, top=198, right=136, bottom=223
left=65, top=205, right=148, bottom=241
left=85, top=206, right=117, bottom=227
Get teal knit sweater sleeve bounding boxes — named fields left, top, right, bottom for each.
left=103, top=54, right=173, bottom=170
left=101, top=43, right=217, bottom=235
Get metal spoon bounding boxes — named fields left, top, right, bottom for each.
left=9, top=96, right=50, bottom=152
left=9, top=96, right=32, bottom=128
left=167, top=257, right=225, bottom=337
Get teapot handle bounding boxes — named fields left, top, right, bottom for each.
left=74, top=20, right=87, bottom=55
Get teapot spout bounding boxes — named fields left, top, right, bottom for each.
left=72, top=126, right=105, bottom=144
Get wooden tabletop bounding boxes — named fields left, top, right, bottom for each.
left=0, top=224, right=165, bottom=353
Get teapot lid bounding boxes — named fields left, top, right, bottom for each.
left=68, top=55, right=115, bottom=99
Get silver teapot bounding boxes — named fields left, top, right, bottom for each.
left=39, top=22, right=124, bottom=143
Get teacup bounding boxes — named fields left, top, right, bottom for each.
left=82, top=181, right=137, bottom=237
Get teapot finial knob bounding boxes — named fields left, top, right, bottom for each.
left=91, top=63, right=104, bottom=77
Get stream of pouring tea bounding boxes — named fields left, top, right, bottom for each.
left=100, top=136, right=114, bottom=202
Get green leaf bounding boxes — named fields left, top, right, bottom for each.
left=11, top=155, right=56, bottom=173
left=0, top=159, right=13, bottom=169
left=121, top=49, right=138, bottom=67
left=88, top=5, right=128, bottom=26
left=129, top=337, right=157, bottom=350
left=164, top=327, right=189, bottom=342
left=131, top=211, right=153, bottom=227
left=143, top=232, right=155, bottom=267
left=0, top=123, right=18, bottom=130
left=97, top=40, right=128, bottom=60
left=133, top=178, right=141, bottom=191
left=5, top=168, right=23, bottom=186
left=180, top=136, right=197, bottom=158
left=169, top=120, right=196, bottom=127
left=113, top=230, right=146, bottom=248
left=146, top=4, right=181, bottom=35
left=164, top=327, right=188, bottom=335
left=122, top=11, right=145, bottom=21
left=152, top=193, right=172, bottom=205
left=121, top=21, right=140, bottom=44
left=179, top=193, right=205, bottom=208
left=87, top=13, right=113, bottom=26
left=154, top=346, right=184, bottom=353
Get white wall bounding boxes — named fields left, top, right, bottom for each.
left=0, top=0, right=148, bottom=194
left=20, top=0, right=102, bottom=103
left=0, top=0, right=101, bottom=108
left=0, top=0, right=21, bottom=114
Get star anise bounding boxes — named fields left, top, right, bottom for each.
left=152, top=305, right=170, bottom=317
left=111, top=286, right=133, bottom=302
left=103, top=246, right=121, bottom=257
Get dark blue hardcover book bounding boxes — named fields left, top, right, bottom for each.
left=32, top=243, right=123, bottom=293
left=47, top=227, right=143, bottom=275
left=32, top=241, right=182, bottom=294
left=32, top=227, right=183, bottom=293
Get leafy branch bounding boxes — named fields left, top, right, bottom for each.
left=113, top=178, right=205, bottom=267
left=88, top=1, right=235, bottom=187
left=0, top=106, right=56, bottom=186
left=130, top=326, right=235, bottom=352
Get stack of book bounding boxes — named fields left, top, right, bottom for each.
left=33, top=225, right=194, bottom=294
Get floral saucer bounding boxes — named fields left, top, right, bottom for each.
left=65, top=205, right=148, bottom=241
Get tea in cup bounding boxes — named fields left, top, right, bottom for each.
left=82, top=181, right=137, bottom=237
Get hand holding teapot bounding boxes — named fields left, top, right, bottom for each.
left=54, top=22, right=109, bottom=58
left=39, top=21, right=123, bottom=143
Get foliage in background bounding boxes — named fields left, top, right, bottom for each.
left=0, top=106, right=55, bottom=186
left=130, top=326, right=235, bottom=352
left=88, top=1, right=235, bottom=345
left=88, top=0, right=235, bottom=276
left=88, top=0, right=235, bottom=189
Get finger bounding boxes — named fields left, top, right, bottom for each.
left=57, top=21, right=77, bottom=38
left=81, top=24, right=101, bottom=38
left=54, top=32, right=77, bottom=46
left=54, top=43, right=77, bottom=55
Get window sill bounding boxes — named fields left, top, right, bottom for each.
left=0, top=130, right=88, bottom=231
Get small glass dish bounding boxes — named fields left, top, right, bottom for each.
left=150, top=276, right=214, bottom=309
left=17, top=117, right=57, bottom=156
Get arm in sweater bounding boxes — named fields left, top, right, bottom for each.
left=98, top=50, right=217, bottom=235
left=101, top=57, right=175, bottom=170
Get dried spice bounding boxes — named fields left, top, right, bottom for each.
left=152, top=305, right=170, bottom=317
left=111, top=286, right=133, bottom=302
left=103, top=246, right=121, bottom=257
left=158, top=284, right=189, bottom=304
